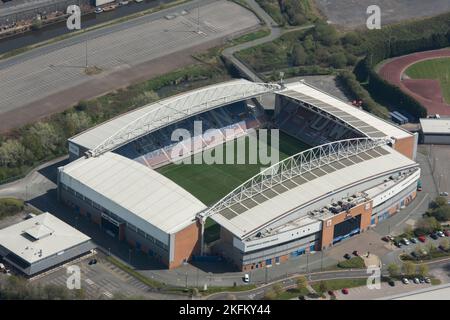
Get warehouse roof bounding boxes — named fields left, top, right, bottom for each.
left=59, top=152, right=207, bottom=236
left=210, top=142, right=418, bottom=240
left=0, top=213, right=91, bottom=264
left=420, top=118, right=450, bottom=134
left=69, top=79, right=279, bottom=155
left=278, top=82, right=412, bottom=140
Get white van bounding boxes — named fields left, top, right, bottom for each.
left=243, top=274, right=250, bottom=283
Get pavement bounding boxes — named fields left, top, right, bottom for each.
left=0, top=0, right=261, bottom=132
left=30, top=251, right=185, bottom=299
left=221, top=0, right=314, bottom=83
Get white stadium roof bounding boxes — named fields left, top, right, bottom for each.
left=0, top=213, right=91, bottom=264
left=69, top=79, right=280, bottom=156
left=420, top=118, right=450, bottom=134
left=279, top=82, right=412, bottom=140
left=208, top=138, right=418, bottom=239
left=59, top=152, right=207, bottom=237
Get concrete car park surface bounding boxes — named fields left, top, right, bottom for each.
left=335, top=280, right=433, bottom=300
left=0, top=0, right=260, bottom=131
left=314, top=0, right=450, bottom=29
left=31, top=251, right=184, bottom=299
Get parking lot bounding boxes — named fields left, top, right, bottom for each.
left=31, top=251, right=183, bottom=299
left=335, top=280, right=433, bottom=300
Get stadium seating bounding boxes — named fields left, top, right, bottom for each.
left=276, top=101, right=361, bottom=146
left=114, top=102, right=264, bottom=168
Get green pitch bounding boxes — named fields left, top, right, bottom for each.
left=405, top=57, right=450, bottom=104
left=157, top=130, right=310, bottom=206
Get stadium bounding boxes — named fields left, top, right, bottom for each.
left=58, top=79, right=421, bottom=270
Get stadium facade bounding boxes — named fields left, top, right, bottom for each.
left=58, top=79, right=420, bottom=270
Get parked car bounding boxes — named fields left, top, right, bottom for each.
left=88, top=259, right=97, bottom=265
left=24, top=213, right=36, bottom=220
left=439, top=191, right=449, bottom=197
left=94, top=7, right=103, bottom=14
left=418, top=235, right=426, bottom=243
left=425, top=277, right=431, bottom=284
left=437, top=231, right=445, bottom=237
left=410, top=237, right=418, bottom=244
left=387, top=235, right=395, bottom=241
left=402, top=238, right=410, bottom=245
left=444, top=230, right=450, bottom=237
left=388, top=280, right=396, bottom=287
left=394, top=241, right=402, bottom=248
left=402, top=278, right=409, bottom=284
left=419, top=277, right=425, bottom=284
left=328, top=290, right=335, bottom=296
left=352, top=250, right=359, bottom=256
left=413, top=278, right=420, bottom=284
left=430, top=233, right=439, bottom=240
left=341, top=288, right=349, bottom=295
left=344, top=253, right=352, bottom=260
left=419, top=249, right=428, bottom=256
left=243, top=274, right=249, bottom=283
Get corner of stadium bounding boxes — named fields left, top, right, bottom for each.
left=57, top=78, right=421, bottom=270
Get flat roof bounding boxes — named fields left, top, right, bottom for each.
left=59, top=152, right=207, bottom=236
left=69, top=79, right=273, bottom=151
left=0, top=213, right=91, bottom=264
left=420, top=118, right=450, bottom=134
left=211, top=145, right=418, bottom=239
left=279, top=82, right=412, bottom=140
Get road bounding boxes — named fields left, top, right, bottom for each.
left=205, top=257, right=450, bottom=300
left=0, top=0, right=260, bottom=132
left=221, top=0, right=314, bottom=82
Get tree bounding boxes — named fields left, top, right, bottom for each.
left=318, top=281, right=328, bottom=293
left=296, top=276, right=308, bottom=291
left=314, top=21, right=339, bottom=46
left=272, top=283, right=284, bottom=295
left=341, top=32, right=361, bottom=46
left=0, top=140, right=27, bottom=167
left=387, top=263, right=400, bottom=277
left=440, top=238, right=449, bottom=251
left=263, top=289, right=276, bottom=300
left=303, top=34, right=315, bottom=51
left=416, top=217, right=441, bottom=234
left=403, top=261, right=416, bottom=276
left=430, top=206, right=450, bottom=222
left=431, top=196, right=447, bottom=208
left=292, top=44, right=307, bottom=66
left=417, top=264, right=429, bottom=277
left=329, top=53, right=347, bottom=68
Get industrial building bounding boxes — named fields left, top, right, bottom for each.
left=419, top=118, right=450, bottom=144
left=0, top=212, right=95, bottom=276
left=58, top=79, right=420, bottom=270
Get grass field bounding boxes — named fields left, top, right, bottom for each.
left=157, top=130, right=309, bottom=206
left=157, top=130, right=310, bottom=243
left=405, top=57, right=450, bottom=104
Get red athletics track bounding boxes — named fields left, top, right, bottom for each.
left=378, top=48, right=450, bottom=116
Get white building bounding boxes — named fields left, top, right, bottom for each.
left=0, top=212, right=95, bottom=276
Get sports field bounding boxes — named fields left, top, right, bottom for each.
left=157, top=130, right=310, bottom=206
left=157, top=130, right=309, bottom=243
left=405, top=57, right=450, bottom=104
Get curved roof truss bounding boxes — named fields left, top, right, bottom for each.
left=199, top=137, right=392, bottom=220
left=89, top=81, right=281, bottom=157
